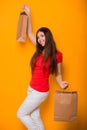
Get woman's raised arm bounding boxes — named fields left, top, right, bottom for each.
left=22, top=5, right=36, bottom=45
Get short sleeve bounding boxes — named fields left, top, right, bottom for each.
left=56, top=51, right=63, bottom=63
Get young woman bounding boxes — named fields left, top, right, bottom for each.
left=17, top=5, right=69, bottom=130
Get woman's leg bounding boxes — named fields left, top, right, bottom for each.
left=17, top=86, right=48, bottom=130
left=31, top=107, right=44, bottom=130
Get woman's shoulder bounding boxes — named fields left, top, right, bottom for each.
left=56, top=50, right=63, bottom=56
left=56, top=50, right=63, bottom=63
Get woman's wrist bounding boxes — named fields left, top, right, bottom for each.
left=59, top=81, right=69, bottom=89
left=22, top=5, right=30, bottom=16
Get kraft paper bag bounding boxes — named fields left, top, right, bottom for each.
left=16, top=12, right=28, bottom=42
left=54, top=90, right=78, bottom=122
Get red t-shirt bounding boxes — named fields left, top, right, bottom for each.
left=30, top=51, right=62, bottom=92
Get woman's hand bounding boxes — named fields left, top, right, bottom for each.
left=59, top=81, right=69, bottom=89
left=22, top=5, right=30, bottom=15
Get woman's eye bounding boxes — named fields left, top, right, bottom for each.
left=37, top=36, right=39, bottom=39
left=41, top=35, right=44, bottom=37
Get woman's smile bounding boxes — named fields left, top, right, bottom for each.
left=37, top=31, right=46, bottom=46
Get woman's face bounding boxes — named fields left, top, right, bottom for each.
left=37, top=31, right=46, bottom=47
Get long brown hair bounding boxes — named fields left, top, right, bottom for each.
left=30, top=27, right=58, bottom=75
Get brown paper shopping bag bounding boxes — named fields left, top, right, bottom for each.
left=54, top=90, right=78, bottom=122
left=16, top=12, right=28, bottom=42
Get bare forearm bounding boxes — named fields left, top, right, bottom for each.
left=27, top=14, right=36, bottom=45
left=56, top=73, right=69, bottom=89
left=55, top=63, right=69, bottom=88
left=56, top=74, right=63, bottom=85
left=22, top=5, right=36, bottom=45
left=27, top=14, right=33, bottom=36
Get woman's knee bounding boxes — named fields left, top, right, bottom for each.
left=17, top=108, right=24, bottom=119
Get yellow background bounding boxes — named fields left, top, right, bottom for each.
left=0, top=0, right=86, bottom=130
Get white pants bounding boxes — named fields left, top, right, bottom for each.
left=17, top=86, right=49, bottom=130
